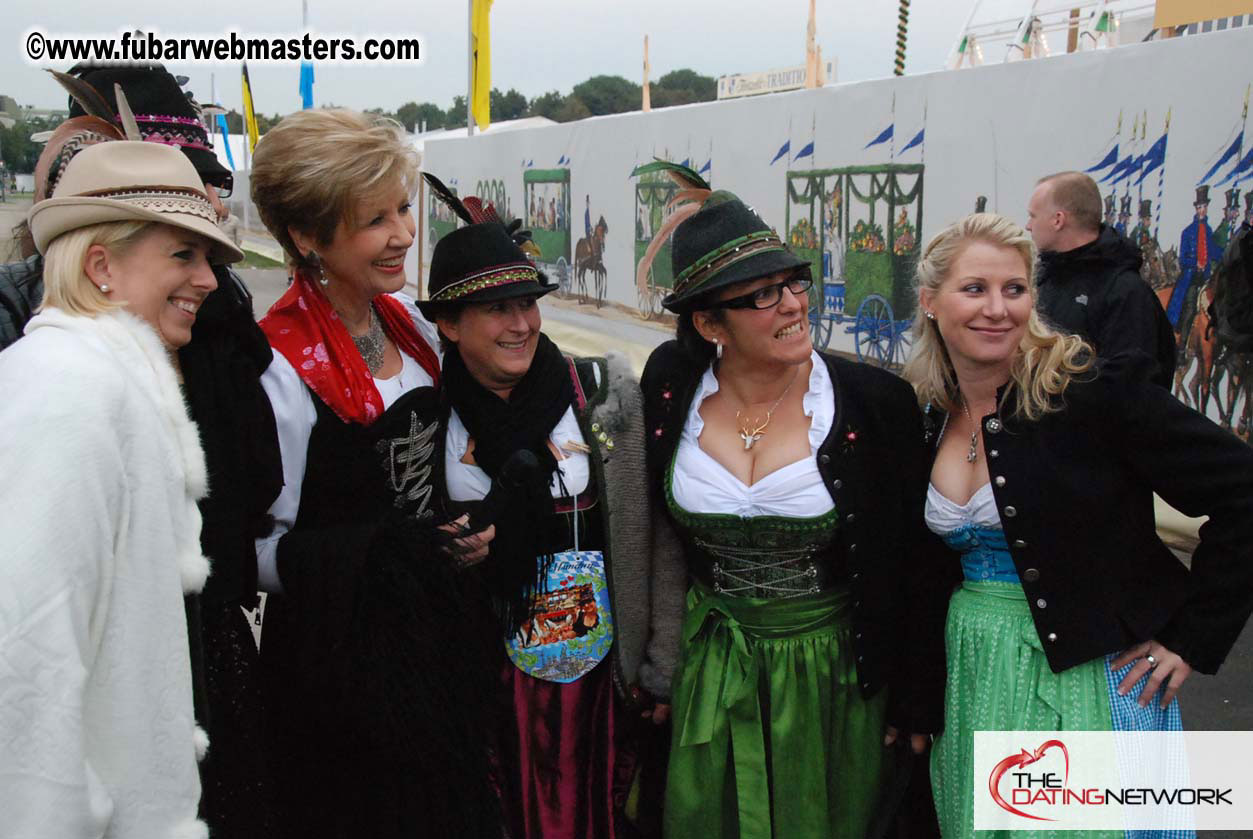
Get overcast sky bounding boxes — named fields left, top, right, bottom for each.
left=6, top=0, right=1039, bottom=116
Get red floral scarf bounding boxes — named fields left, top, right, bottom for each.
left=260, top=270, right=441, bottom=425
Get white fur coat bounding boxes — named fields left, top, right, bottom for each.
left=0, top=308, right=210, bottom=839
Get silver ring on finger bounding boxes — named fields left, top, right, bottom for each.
left=1145, top=654, right=1158, bottom=668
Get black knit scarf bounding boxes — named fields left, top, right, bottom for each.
left=441, top=332, right=574, bottom=634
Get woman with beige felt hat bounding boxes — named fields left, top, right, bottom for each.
left=0, top=139, right=241, bottom=839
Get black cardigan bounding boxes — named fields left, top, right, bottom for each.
left=642, top=341, right=956, bottom=734
left=923, top=354, right=1253, bottom=675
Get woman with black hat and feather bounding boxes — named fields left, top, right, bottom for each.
left=247, top=111, right=502, bottom=838
left=421, top=178, right=684, bottom=839
left=636, top=163, right=949, bottom=838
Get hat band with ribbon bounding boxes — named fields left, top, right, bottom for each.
left=430, top=261, right=541, bottom=303
left=119, top=114, right=216, bottom=153
left=672, top=229, right=787, bottom=297
left=79, top=185, right=219, bottom=225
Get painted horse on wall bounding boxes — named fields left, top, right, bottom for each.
left=575, top=215, right=609, bottom=308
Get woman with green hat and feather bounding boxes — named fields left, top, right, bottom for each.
left=637, top=162, right=950, bottom=838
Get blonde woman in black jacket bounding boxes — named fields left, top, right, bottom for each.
left=903, top=212, right=1253, bottom=837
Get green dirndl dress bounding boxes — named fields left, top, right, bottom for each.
left=930, top=521, right=1191, bottom=839
left=663, top=478, right=890, bottom=839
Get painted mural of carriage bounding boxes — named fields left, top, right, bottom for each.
left=523, top=168, right=572, bottom=294
left=632, top=169, right=678, bottom=318
left=785, top=164, right=923, bottom=368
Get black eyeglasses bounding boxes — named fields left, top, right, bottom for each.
left=207, top=173, right=233, bottom=200
left=710, top=275, right=813, bottom=310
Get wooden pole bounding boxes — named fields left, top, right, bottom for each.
left=642, top=35, right=651, bottom=112
left=1067, top=8, right=1080, bottom=52
left=894, top=0, right=910, bottom=75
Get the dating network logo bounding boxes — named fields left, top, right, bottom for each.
left=974, top=731, right=1247, bottom=831
left=988, top=739, right=1071, bottom=821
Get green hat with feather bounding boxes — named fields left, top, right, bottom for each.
left=632, top=160, right=810, bottom=313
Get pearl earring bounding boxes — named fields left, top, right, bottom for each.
left=99, top=284, right=111, bottom=293
left=925, top=311, right=936, bottom=321
left=307, top=251, right=329, bottom=287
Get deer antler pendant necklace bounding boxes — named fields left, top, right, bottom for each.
left=734, top=367, right=801, bottom=451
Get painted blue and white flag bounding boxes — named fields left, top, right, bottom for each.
left=770, top=139, right=791, bottom=165
left=864, top=124, right=894, bottom=149
left=1199, top=132, right=1243, bottom=185
left=1085, top=144, right=1119, bottom=173
left=898, top=128, right=924, bottom=155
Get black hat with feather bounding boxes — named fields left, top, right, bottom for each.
left=633, top=159, right=810, bottom=313
left=57, top=64, right=232, bottom=192
left=419, top=172, right=557, bottom=319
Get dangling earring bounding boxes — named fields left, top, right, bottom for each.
left=99, top=284, right=111, bottom=293
left=307, top=251, right=328, bottom=287
left=715, top=341, right=723, bottom=360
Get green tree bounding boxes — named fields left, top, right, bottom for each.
left=555, top=96, right=592, bottom=123
left=0, top=120, right=42, bottom=173
left=652, top=68, right=718, bottom=108
left=570, top=75, right=641, bottom=116
left=527, top=90, right=566, bottom=120
left=445, top=95, right=468, bottom=128
left=491, top=88, right=528, bottom=121
left=403, top=102, right=445, bottom=132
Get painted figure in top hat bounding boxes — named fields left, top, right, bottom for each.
left=1167, top=185, right=1218, bottom=330
left=1117, top=194, right=1132, bottom=236
left=1244, top=190, right=1253, bottom=231
left=1215, top=187, right=1242, bottom=254
left=1103, top=191, right=1118, bottom=228
left=1131, top=198, right=1157, bottom=254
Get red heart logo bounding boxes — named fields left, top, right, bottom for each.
left=988, top=739, right=1069, bottom=822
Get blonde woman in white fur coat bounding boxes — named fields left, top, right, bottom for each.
left=0, top=141, right=243, bottom=839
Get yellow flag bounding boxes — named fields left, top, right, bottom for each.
left=241, top=63, right=260, bottom=153
left=470, top=0, right=493, bottom=130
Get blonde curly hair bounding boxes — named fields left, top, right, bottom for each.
left=901, top=212, right=1092, bottom=421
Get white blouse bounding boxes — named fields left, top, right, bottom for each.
left=255, top=294, right=442, bottom=593
left=444, top=403, right=591, bottom=502
left=924, top=482, right=1001, bottom=534
left=671, top=351, right=836, bottom=518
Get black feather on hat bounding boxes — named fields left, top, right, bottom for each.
left=419, top=172, right=557, bottom=319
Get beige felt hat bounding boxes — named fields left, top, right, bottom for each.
left=28, top=140, right=243, bottom=264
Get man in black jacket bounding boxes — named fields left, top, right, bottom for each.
left=1026, top=171, right=1176, bottom=387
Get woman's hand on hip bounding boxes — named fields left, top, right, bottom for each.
left=1112, top=640, right=1193, bottom=709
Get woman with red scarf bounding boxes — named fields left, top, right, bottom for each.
left=249, top=109, right=501, bottom=838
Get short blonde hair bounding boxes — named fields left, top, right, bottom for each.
left=902, top=212, right=1092, bottom=421
left=250, top=109, right=420, bottom=269
left=1037, top=171, right=1103, bottom=233
left=40, top=220, right=152, bottom=317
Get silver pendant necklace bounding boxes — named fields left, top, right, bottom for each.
left=959, top=396, right=979, bottom=463
left=353, top=306, right=387, bottom=376
left=734, top=368, right=800, bottom=451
